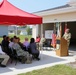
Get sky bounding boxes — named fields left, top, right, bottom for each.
left=1, top=0, right=70, bottom=13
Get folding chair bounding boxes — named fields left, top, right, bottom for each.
left=13, top=49, right=18, bottom=65
left=8, top=48, right=21, bottom=65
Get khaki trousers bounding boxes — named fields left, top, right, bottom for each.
left=39, top=43, right=43, bottom=50
left=0, top=54, right=9, bottom=65
left=36, top=43, right=39, bottom=50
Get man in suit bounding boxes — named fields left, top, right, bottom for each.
left=0, top=46, right=10, bottom=67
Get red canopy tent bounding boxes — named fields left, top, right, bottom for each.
left=0, top=0, right=42, bottom=25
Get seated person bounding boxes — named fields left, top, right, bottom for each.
left=17, top=37, right=26, bottom=51
left=6, top=36, right=10, bottom=47
left=1, top=35, right=10, bottom=55
left=9, top=38, right=14, bottom=48
left=29, top=38, right=40, bottom=60
left=12, top=37, right=30, bottom=60
left=9, top=36, right=17, bottom=48
left=1, top=35, right=7, bottom=52
left=13, top=35, right=17, bottom=39
left=0, top=45, right=10, bottom=67
left=23, top=37, right=30, bottom=51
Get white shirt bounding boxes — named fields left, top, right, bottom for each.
left=9, top=42, right=14, bottom=48
left=0, top=46, right=5, bottom=54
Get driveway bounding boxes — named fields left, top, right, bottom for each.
left=0, top=50, right=75, bottom=75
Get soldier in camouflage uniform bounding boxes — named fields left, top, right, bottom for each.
left=12, top=37, right=31, bottom=63
left=39, top=34, right=46, bottom=50
left=63, top=29, right=71, bottom=47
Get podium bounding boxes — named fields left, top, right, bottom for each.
left=55, top=37, right=68, bottom=56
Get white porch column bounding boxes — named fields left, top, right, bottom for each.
left=41, top=24, right=43, bottom=37
left=32, top=25, right=38, bottom=39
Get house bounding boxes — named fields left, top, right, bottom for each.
left=32, top=0, right=76, bottom=45
left=8, top=26, right=16, bottom=35
left=8, top=26, right=27, bottom=35
left=20, top=29, right=27, bottom=35
left=0, top=26, right=8, bottom=37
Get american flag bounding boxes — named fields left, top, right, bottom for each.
left=51, top=24, right=57, bottom=48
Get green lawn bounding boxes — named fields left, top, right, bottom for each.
left=18, top=64, right=76, bottom=75
left=0, top=37, right=2, bottom=43
left=0, top=35, right=32, bottom=43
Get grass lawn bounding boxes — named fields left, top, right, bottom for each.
left=18, top=64, right=76, bottom=75
left=0, top=35, right=32, bottom=43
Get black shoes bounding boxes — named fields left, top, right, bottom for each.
left=36, top=58, right=40, bottom=61
left=0, top=64, right=6, bottom=67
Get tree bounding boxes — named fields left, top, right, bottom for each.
left=20, top=26, right=27, bottom=28
left=26, top=26, right=32, bottom=35
left=17, top=30, right=21, bottom=35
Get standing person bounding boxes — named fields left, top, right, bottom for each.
left=35, top=35, right=40, bottom=43
left=29, top=38, right=40, bottom=60
left=38, top=35, right=41, bottom=42
left=35, top=36, right=38, bottom=43
left=35, top=35, right=41, bottom=50
left=0, top=46, right=10, bottom=67
left=63, top=28, right=71, bottom=47
left=39, top=34, right=46, bottom=50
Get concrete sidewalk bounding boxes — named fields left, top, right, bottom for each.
left=0, top=51, right=75, bottom=75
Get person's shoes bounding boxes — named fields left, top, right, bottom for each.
left=0, top=64, right=6, bottom=67
left=32, top=55, right=35, bottom=60
left=36, top=58, right=40, bottom=61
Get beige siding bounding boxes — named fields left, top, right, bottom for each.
left=43, top=12, right=76, bottom=23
